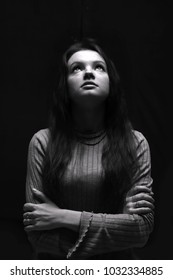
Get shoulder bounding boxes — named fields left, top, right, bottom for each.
left=28, top=128, right=50, bottom=155
left=132, top=130, right=149, bottom=147
left=30, top=128, right=50, bottom=144
left=132, top=130, right=151, bottom=159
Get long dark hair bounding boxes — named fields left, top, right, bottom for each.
left=42, top=38, right=138, bottom=208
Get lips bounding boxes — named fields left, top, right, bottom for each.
left=81, top=82, right=98, bottom=87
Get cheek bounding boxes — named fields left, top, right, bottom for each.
left=67, top=78, right=77, bottom=96
left=102, top=76, right=110, bottom=94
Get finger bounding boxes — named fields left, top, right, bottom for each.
left=32, top=188, right=50, bottom=203
left=127, top=193, right=155, bottom=203
left=128, top=207, right=154, bottom=214
left=140, top=194, right=155, bottom=203
left=128, top=185, right=152, bottom=196
left=24, top=222, right=44, bottom=232
left=23, top=218, right=35, bottom=226
left=127, top=201, right=154, bottom=210
left=24, top=225, right=36, bottom=232
left=23, top=203, right=36, bottom=212
left=135, top=200, right=155, bottom=209
left=23, top=212, right=35, bottom=219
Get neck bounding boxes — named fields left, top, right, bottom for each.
left=71, top=103, right=105, bottom=133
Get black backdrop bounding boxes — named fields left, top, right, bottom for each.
left=1, top=0, right=172, bottom=259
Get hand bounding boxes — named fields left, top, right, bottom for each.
left=23, top=189, right=65, bottom=232
left=123, top=185, right=154, bottom=214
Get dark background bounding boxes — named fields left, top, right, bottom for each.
left=1, top=0, right=172, bottom=259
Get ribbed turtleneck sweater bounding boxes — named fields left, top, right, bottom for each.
left=25, top=128, right=154, bottom=260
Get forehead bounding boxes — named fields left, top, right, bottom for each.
left=67, top=50, right=105, bottom=65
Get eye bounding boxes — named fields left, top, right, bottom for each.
left=95, top=64, right=105, bottom=71
left=72, top=65, right=82, bottom=73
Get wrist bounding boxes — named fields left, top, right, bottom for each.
left=62, top=209, right=81, bottom=232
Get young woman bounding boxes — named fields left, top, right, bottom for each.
left=23, top=38, right=154, bottom=259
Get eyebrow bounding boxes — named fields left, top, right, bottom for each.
left=69, top=60, right=106, bottom=67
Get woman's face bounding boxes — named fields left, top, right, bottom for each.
left=67, top=50, right=110, bottom=107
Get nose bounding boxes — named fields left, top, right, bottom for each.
left=84, top=66, right=95, bottom=80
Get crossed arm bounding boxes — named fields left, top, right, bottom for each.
left=23, top=186, right=154, bottom=232
left=23, top=130, right=154, bottom=259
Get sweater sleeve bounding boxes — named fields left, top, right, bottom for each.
left=25, top=129, right=77, bottom=258
left=67, top=131, right=154, bottom=259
